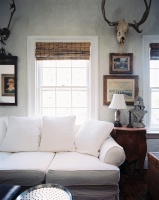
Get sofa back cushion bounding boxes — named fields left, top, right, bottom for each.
left=0, top=116, right=8, bottom=145
left=0, top=116, right=41, bottom=152
left=40, top=115, right=76, bottom=152
left=75, top=119, right=114, bottom=157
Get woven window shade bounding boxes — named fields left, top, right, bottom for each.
left=35, top=42, right=90, bottom=60
left=150, top=43, right=159, bottom=60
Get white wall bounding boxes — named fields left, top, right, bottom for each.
left=0, top=0, right=158, bottom=124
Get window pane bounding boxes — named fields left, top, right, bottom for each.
left=72, top=108, right=87, bottom=124
left=42, top=68, right=56, bottom=86
left=150, top=69, right=159, bottom=87
left=56, top=89, right=71, bottom=107
left=57, top=68, right=71, bottom=86
left=72, top=60, right=88, bottom=68
left=72, top=90, right=87, bottom=107
left=151, top=91, right=159, bottom=108
left=72, top=68, right=87, bottom=86
left=41, top=108, right=55, bottom=116
left=42, top=60, right=56, bottom=68
left=56, top=108, right=72, bottom=116
left=41, top=90, right=55, bottom=107
left=56, top=60, right=71, bottom=68
left=151, top=109, right=159, bottom=128
left=150, top=60, right=159, bottom=69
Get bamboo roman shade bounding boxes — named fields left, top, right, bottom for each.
left=35, top=42, right=91, bottom=60
left=150, top=43, right=159, bottom=60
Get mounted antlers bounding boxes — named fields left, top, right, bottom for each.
left=101, top=0, right=152, bottom=53
left=0, top=0, right=16, bottom=45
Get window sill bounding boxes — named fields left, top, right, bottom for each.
left=146, top=132, right=159, bottom=139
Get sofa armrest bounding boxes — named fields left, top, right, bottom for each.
left=99, top=136, right=125, bottom=166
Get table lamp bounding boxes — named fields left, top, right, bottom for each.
left=109, top=94, right=127, bottom=127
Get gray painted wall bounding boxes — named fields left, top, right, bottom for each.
left=0, top=0, right=159, bottom=151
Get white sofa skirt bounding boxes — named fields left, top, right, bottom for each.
left=67, top=185, right=119, bottom=200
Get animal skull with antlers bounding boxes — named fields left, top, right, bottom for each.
left=101, top=0, right=152, bottom=53
left=0, top=0, right=16, bottom=45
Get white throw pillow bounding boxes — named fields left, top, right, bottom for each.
left=75, top=119, right=114, bottom=157
left=0, top=116, right=41, bottom=152
left=0, top=117, right=8, bottom=145
left=40, top=116, right=76, bottom=152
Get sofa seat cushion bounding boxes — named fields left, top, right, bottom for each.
left=46, top=152, right=119, bottom=186
left=0, top=152, right=12, bottom=161
left=0, top=152, right=55, bottom=186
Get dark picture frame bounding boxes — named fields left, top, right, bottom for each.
left=103, top=75, right=138, bottom=105
left=0, top=48, right=18, bottom=106
left=1, top=74, right=15, bottom=96
left=109, top=53, right=133, bottom=74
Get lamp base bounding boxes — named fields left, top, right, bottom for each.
left=127, top=124, right=133, bottom=128
left=114, top=121, right=122, bottom=127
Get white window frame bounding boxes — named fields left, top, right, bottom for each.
left=27, top=36, right=98, bottom=121
left=143, top=35, right=159, bottom=133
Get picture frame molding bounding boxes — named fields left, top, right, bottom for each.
left=109, top=53, right=133, bottom=74
left=0, top=48, right=18, bottom=106
left=103, top=75, right=138, bottom=105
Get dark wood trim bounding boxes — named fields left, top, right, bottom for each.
left=146, top=133, right=159, bottom=139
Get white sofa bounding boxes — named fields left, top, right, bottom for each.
left=0, top=116, right=125, bottom=200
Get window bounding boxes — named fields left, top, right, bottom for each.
left=37, top=59, right=89, bottom=124
left=143, top=36, right=159, bottom=131
left=149, top=44, right=159, bottom=130
left=27, top=36, right=98, bottom=124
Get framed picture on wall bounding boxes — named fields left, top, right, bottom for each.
left=103, top=75, right=138, bottom=105
left=1, top=74, right=15, bottom=96
left=109, top=53, right=133, bottom=74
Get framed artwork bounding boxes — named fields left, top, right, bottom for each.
left=1, top=74, right=15, bottom=96
left=0, top=48, right=18, bottom=105
left=103, top=75, right=138, bottom=105
left=109, top=53, right=133, bottom=74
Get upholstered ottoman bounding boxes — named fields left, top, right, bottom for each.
left=0, top=184, right=21, bottom=200
left=147, top=152, right=159, bottom=200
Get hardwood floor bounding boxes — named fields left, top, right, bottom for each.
left=119, top=170, right=154, bottom=200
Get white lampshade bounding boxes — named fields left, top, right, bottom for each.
left=109, top=94, right=127, bottom=109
